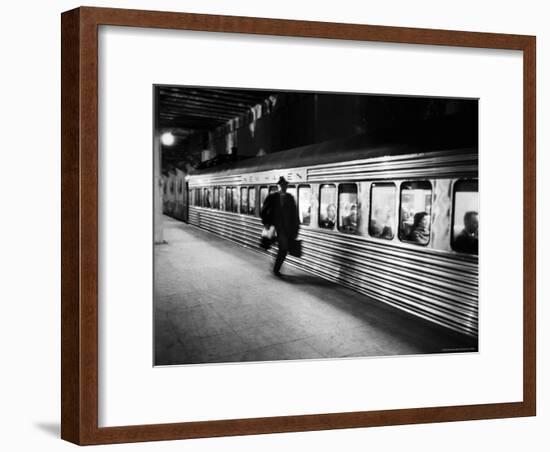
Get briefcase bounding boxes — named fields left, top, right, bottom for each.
left=289, top=239, right=303, bottom=258
left=259, top=226, right=276, bottom=251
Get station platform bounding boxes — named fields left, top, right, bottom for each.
left=155, top=216, right=475, bottom=366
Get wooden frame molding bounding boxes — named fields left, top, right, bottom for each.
left=61, top=6, right=536, bottom=445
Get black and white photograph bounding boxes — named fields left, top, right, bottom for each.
left=153, top=87, right=479, bottom=366
left=4, top=0, right=546, bottom=449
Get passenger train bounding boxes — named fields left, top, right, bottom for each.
left=163, top=134, right=479, bottom=339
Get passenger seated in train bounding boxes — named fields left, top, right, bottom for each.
left=319, top=203, right=337, bottom=229
left=454, top=211, right=479, bottom=254
left=406, top=211, right=430, bottom=244
left=301, top=206, right=311, bottom=225
left=369, top=208, right=394, bottom=239
left=400, top=208, right=413, bottom=238
left=340, top=203, right=358, bottom=233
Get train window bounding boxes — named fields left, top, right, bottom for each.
left=231, top=187, right=239, bottom=213
left=399, top=181, right=432, bottom=245
left=452, top=180, right=479, bottom=254
left=225, top=187, right=232, bottom=212
left=163, top=182, right=167, bottom=195
left=240, top=187, right=248, bottom=213
left=259, top=186, right=269, bottom=207
left=197, top=188, right=203, bottom=207
left=213, top=187, right=219, bottom=209
left=189, top=189, right=194, bottom=205
left=170, top=180, right=174, bottom=194
left=369, top=183, right=396, bottom=240
left=204, top=188, right=212, bottom=208
left=298, top=185, right=312, bottom=226
left=287, top=185, right=297, bottom=201
left=178, top=180, right=183, bottom=194
left=319, top=184, right=337, bottom=230
left=219, top=187, right=225, bottom=210
left=338, top=184, right=359, bottom=234
left=248, top=187, right=256, bottom=215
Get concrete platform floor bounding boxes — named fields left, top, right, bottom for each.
left=154, top=216, right=476, bottom=366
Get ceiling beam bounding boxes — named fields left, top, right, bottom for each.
left=160, top=108, right=233, bottom=122
left=201, top=88, right=274, bottom=102
left=159, top=99, right=247, bottom=118
left=161, top=87, right=273, bottom=106
left=159, top=91, right=254, bottom=111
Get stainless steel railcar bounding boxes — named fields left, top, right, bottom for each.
left=179, top=135, right=479, bottom=338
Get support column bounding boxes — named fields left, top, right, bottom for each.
left=153, top=86, right=164, bottom=244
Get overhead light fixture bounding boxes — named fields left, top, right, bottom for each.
left=160, top=131, right=175, bottom=146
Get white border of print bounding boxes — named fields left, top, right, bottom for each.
left=98, top=25, right=523, bottom=427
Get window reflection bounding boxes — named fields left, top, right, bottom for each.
left=369, top=183, right=396, bottom=240
left=452, top=180, right=479, bottom=254
left=338, top=184, right=359, bottom=234
left=319, top=184, right=337, bottom=230
left=225, top=187, right=232, bottom=212
left=298, top=185, right=311, bottom=226
left=399, top=181, right=432, bottom=245
left=240, top=187, right=248, bottom=214
left=197, top=189, right=203, bottom=207
left=213, top=187, right=219, bottom=209
left=231, top=187, right=239, bottom=213
left=204, top=188, right=212, bottom=208
left=287, top=185, right=296, bottom=200
left=219, top=187, right=225, bottom=210
left=248, top=187, right=256, bottom=215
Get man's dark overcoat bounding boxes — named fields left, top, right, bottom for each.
left=260, top=192, right=299, bottom=239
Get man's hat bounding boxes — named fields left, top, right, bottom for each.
left=277, top=176, right=289, bottom=186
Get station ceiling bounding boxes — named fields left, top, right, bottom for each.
left=158, top=86, right=276, bottom=137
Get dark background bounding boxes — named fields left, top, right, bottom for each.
left=158, top=87, right=478, bottom=174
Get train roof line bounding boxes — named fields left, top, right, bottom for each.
left=190, top=134, right=476, bottom=177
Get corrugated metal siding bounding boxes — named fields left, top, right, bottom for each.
left=188, top=206, right=478, bottom=338
left=307, top=152, right=477, bottom=182
left=188, top=151, right=477, bottom=187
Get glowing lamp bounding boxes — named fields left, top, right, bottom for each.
left=160, top=132, right=175, bottom=146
